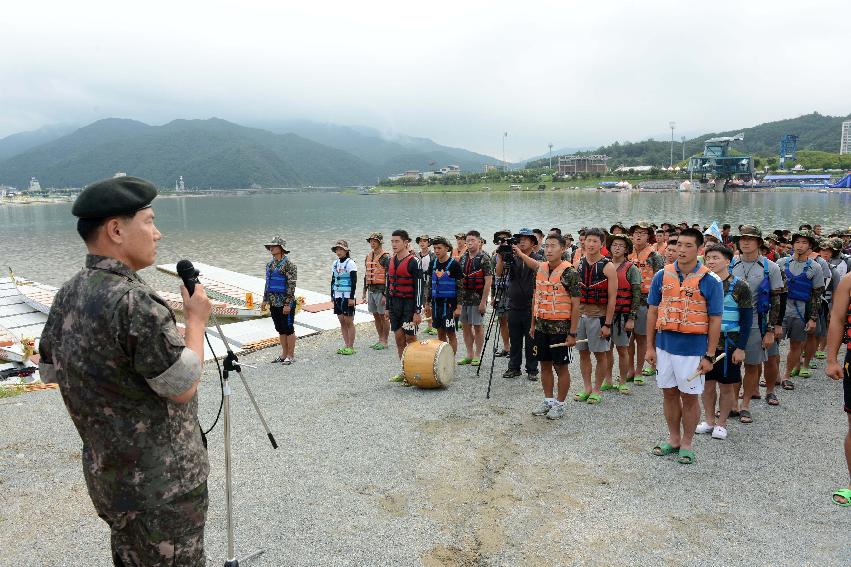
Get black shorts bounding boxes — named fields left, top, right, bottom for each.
left=333, top=297, right=355, bottom=317
left=270, top=302, right=296, bottom=335
left=533, top=331, right=571, bottom=366
left=389, top=298, right=417, bottom=335
left=844, top=354, right=851, bottom=414
left=705, top=346, right=742, bottom=385
left=430, top=300, right=458, bottom=331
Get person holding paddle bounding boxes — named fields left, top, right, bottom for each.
left=646, top=228, right=724, bottom=464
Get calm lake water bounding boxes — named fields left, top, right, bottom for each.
left=3, top=190, right=850, bottom=293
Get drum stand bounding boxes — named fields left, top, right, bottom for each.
left=208, top=313, right=278, bottom=566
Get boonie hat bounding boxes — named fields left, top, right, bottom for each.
left=513, top=227, right=538, bottom=244
left=609, top=222, right=628, bottom=234
left=72, top=176, right=157, bottom=219
left=828, top=237, right=844, bottom=251
left=790, top=229, right=817, bottom=248
left=264, top=236, right=290, bottom=253
left=415, top=234, right=431, bottom=244
left=607, top=233, right=633, bottom=254
left=366, top=232, right=383, bottom=243
left=331, top=239, right=350, bottom=252
left=454, top=232, right=467, bottom=240
left=733, top=225, right=763, bottom=245
left=431, top=235, right=451, bottom=248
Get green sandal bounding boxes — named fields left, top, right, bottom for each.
left=470, top=358, right=481, bottom=367
left=634, top=375, right=645, bottom=385
left=652, top=442, right=679, bottom=456
left=600, top=382, right=617, bottom=392
left=814, top=350, right=826, bottom=360
left=831, top=488, right=851, bottom=507
left=617, top=383, right=631, bottom=394
left=641, top=366, right=655, bottom=376
left=798, top=368, right=812, bottom=378
left=574, top=391, right=591, bottom=402
left=678, top=448, right=696, bottom=464
left=790, top=367, right=799, bottom=377
left=586, top=393, right=602, bottom=405
left=807, top=359, right=819, bottom=369
left=336, top=348, right=345, bottom=354
left=373, top=343, right=387, bottom=350
left=340, top=347, right=355, bottom=355
left=457, top=357, right=473, bottom=365
left=389, top=373, right=405, bottom=383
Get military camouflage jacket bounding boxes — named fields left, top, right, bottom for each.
left=39, top=255, right=208, bottom=512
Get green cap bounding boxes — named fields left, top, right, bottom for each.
left=72, top=176, right=157, bottom=219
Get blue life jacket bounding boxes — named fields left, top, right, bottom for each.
left=266, top=258, right=288, bottom=294
left=431, top=258, right=457, bottom=299
left=332, top=259, right=353, bottom=294
left=731, top=257, right=771, bottom=315
left=785, top=258, right=813, bottom=302
left=721, top=276, right=740, bottom=334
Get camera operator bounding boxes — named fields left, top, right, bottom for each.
left=495, top=228, right=542, bottom=380
left=38, top=177, right=213, bottom=566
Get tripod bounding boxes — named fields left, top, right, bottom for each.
left=207, top=311, right=279, bottom=567
left=477, top=255, right=510, bottom=399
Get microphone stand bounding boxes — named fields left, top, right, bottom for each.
left=207, top=309, right=278, bottom=566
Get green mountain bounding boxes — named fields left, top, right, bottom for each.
left=260, top=119, right=500, bottom=173
left=0, top=124, right=79, bottom=160
left=0, top=118, right=379, bottom=188
left=525, top=112, right=851, bottom=168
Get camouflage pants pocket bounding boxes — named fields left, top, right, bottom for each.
left=108, top=482, right=208, bottom=567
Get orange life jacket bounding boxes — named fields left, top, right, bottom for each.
left=656, top=242, right=667, bottom=256
left=656, top=263, right=711, bottom=334
left=615, top=260, right=634, bottom=314
left=365, top=251, right=388, bottom=285
left=572, top=247, right=583, bottom=266
left=629, top=246, right=657, bottom=295
left=534, top=261, right=573, bottom=320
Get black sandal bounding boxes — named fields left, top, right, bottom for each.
left=765, top=392, right=779, bottom=406
left=781, top=379, right=795, bottom=391
left=739, top=410, right=753, bottom=424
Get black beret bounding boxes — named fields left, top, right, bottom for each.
left=72, top=176, right=158, bottom=218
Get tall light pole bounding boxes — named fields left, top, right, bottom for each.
left=502, top=132, right=508, bottom=172
left=669, top=121, right=676, bottom=168
left=681, top=136, right=686, bottom=162
left=548, top=143, right=553, bottom=169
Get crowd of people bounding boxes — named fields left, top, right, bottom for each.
left=262, top=221, right=851, bottom=505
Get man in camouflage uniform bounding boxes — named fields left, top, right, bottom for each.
left=260, top=236, right=298, bottom=364
left=38, top=177, right=212, bottom=566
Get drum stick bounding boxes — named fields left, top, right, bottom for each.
left=686, top=352, right=726, bottom=382
left=548, top=339, right=589, bottom=348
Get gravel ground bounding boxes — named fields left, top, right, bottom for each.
left=1, top=322, right=849, bottom=566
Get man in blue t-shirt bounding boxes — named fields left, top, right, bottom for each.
left=645, top=228, right=724, bottom=465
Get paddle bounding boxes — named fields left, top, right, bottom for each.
left=686, top=352, right=726, bottom=382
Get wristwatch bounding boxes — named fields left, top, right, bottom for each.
left=602, top=322, right=612, bottom=328
left=702, top=354, right=714, bottom=363
left=568, top=332, right=578, bottom=338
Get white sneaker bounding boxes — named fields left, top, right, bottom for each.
left=532, top=400, right=553, bottom=416
left=711, top=425, right=728, bottom=440
left=282, top=357, right=293, bottom=365
left=546, top=403, right=566, bottom=420
left=695, top=421, right=714, bottom=434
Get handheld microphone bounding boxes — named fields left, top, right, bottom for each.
left=176, top=259, right=200, bottom=296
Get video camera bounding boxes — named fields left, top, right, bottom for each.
left=494, top=235, right=518, bottom=258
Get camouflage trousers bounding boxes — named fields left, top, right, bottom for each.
left=99, top=482, right=208, bottom=567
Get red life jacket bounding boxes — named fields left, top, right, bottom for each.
left=579, top=256, right=610, bottom=305
left=462, top=252, right=486, bottom=292
left=388, top=253, right=415, bottom=298
left=615, top=260, right=634, bottom=314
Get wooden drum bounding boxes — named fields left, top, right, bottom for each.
left=401, top=339, right=455, bottom=389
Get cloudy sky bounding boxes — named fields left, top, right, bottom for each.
left=2, top=0, right=849, bottom=159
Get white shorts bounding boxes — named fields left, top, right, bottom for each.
left=655, top=349, right=704, bottom=395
